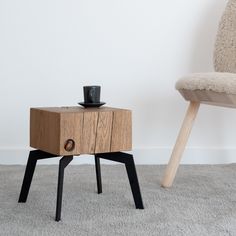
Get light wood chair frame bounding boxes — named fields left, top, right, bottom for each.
left=161, top=101, right=200, bottom=188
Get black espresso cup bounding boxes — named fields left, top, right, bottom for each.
left=83, top=86, right=101, bottom=103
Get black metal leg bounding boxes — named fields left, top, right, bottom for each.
left=18, top=150, right=58, bottom=203
left=125, top=158, right=144, bottom=209
left=55, top=156, right=73, bottom=222
left=19, top=150, right=143, bottom=221
left=95, top=156, right=102, bottom=194
left=95, top=152, right=144, bottom=209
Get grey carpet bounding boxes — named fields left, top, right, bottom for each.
left=1, top=164, right=236, bottom=236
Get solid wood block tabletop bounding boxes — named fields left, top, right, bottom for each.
left=30, top=107, right=132, bottom=156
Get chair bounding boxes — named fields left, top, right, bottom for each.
left=162, top=0, right=236, bottom=188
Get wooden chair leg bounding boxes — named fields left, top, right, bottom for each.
left=161, top=101, right=200, bottom=188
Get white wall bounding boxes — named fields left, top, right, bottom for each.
left=1, top=0, right=235, bottom=165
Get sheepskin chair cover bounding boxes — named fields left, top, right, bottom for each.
left=175, top=0, right=236, bottom=95
left=175, top=72, right=236, bottom=94
left=214, top=0, right=236, bottom=72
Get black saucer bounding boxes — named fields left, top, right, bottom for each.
left=78, top=102, right=106, bottom=108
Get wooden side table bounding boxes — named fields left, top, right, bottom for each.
left=18, top=107, right=144, bottom=221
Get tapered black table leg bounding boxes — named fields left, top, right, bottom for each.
left=18, top=150, right=58, bottom=203
left=55, top=156, right=73, bottom=222
left=125, top=158, right=144, bottom=209
left=95, top=152, right=144, bottom=209
left=18, top=152, right=37, bottom=202
left=95, top=156, right=102, bottom=194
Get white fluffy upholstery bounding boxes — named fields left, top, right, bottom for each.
left=214, top=0, right=236, bottom=72
left=175, top=72, right=236, bottom=94
left=176, top=0, right=236, bottom=95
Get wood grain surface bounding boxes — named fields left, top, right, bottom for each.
left=80, top=111, right=99, bottom=154
left=30, top=107, right=132, bottom=155
left=59, top=112, right=83, bottom=155
left=95, top=111, right=113, bottom=153
left=111, top=110, right=132, bottom=152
